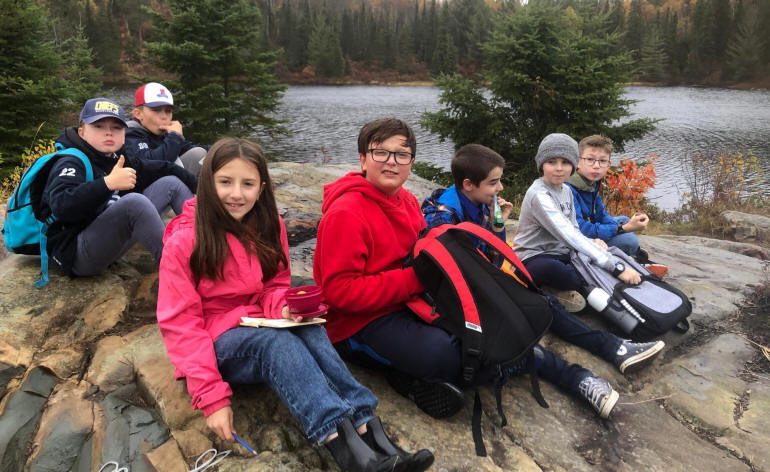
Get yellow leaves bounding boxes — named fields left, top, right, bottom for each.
left=1, top=139, right=56, bottom=203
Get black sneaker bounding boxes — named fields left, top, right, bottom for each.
left=577, top=376, right=619, bottom=419
left=614, top=339, right=665, bottom=374
left=635, top=248, right=651, bottom=264
left=386, top=370, right=465, bottom=419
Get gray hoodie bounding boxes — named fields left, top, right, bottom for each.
left=514, top=177, right=619, bottom=272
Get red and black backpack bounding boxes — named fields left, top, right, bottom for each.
left=405, top=222, right=553, bottom=455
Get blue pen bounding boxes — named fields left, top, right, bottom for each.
left=232, top=432, right=257, bottom=456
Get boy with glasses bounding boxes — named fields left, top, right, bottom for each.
left=566, top=135, right=650, bottom=259
left=314, top=118, right=467, bottom=419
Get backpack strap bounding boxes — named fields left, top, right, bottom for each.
left=471, top=389, right=487, bottom=456
left=418, top=222, right=536, bottom=286
left=34, top=147, right=92, bottom=288
left=414, top=237, right=484, bottom=382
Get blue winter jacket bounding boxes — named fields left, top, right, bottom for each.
left=565, top=174, right=620, bottom=241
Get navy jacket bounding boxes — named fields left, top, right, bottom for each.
left=40, top=127, right=197, bottom=275
left=124, top=120, right=206, bottom=163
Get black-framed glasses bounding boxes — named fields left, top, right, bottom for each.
left=580, top=157, right=611, bottom=167
left=368, top=148, right=415, bottom=165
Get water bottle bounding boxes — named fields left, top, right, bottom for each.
left=586, top=286, right=641, bottom=334
left=493, top=198, right=504, bottom=228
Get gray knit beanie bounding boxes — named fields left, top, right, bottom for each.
left=535, top=133, right=579, bottom=174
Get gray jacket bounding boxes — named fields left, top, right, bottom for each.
left=513, top=178, right=619, bottom=272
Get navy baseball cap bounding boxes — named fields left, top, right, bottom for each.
left=79, top=98, right=127, bottom=126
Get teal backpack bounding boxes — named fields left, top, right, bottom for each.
left=2, top=145, right=93, bottom=287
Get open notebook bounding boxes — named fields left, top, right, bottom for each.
left=240, top=317, right=327, bottom=328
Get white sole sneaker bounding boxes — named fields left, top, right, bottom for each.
left=618, top=340, right=665, bottom=374
left=598, top=388, right=620, bottom=419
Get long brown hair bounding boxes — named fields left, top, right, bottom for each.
left=190, top=137, right=286, bottom=283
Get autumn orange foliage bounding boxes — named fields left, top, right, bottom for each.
left=603, top=156, right=657, bottom=216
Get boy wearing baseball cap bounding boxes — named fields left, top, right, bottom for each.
left=125, top=82, right=207, bottom=175
left=38, top=97, right=196, bottom=279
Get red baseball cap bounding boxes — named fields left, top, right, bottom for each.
left=135, top=82, right=174, bottom=107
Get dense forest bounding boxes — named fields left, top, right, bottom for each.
left=41, top=0, right=770, bottom=86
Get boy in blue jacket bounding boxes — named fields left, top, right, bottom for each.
left=421, top=143, right=665, bottom=418
left=565, top=135, right=648, bottom=257
left=125, top=82, right=207, bottom=175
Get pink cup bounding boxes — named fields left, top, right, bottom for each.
left=286, top=285, right=323, bottom=315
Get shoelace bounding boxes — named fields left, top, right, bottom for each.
left=99, top=448, right=231, bottom=472
left=578, top=377, right=606, bottom=407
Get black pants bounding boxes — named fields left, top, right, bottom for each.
left=335, top=308, right=594, bottom=396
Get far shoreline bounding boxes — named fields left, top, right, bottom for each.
left=103, top=77, right=770, bottom=91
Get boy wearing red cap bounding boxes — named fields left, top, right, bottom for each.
left=125, top=82, right=207, bottom=175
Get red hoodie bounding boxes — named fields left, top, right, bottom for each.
left=156, top=198, right=290, bottom=416
left=314, top=172, right=426, bottom=343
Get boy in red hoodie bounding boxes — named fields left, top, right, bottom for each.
left=315, top=118, right=467, bottom=418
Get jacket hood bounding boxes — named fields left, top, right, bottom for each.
left=566, top=172, right=597, bottom=192
left=57, top=126, right=121, bottom=174
left=163, top=197, right=197, bottom=243
left=321, top=172, right=411, bottom=213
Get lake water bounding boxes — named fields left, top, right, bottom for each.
left=110, top=85, right=770, bottom=210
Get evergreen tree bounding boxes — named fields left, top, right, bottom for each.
left=450, top=0, right=491, bottom=66
left=607, top=0, right=625, bottom=33
left=146, top=0, right=286, bottom=143
left=638, top=25, right=669, bottom=82
left=712, top=0, right=731, bottom=62
left=687, top=0, right=715, bottom=78
left=430, top=2, right=457, bottom=75
left=726, top=2, right=764, bottom=81
left=422, top=3, right=655, bottom=186
left=308, top=12, right=345, bottom=77
left=84, top=1, right=122, bottom=76
left=0, top=0, right=99, bottom=167
left=625, top=0, right=644, bottom=60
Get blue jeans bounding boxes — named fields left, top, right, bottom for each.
left=214, top=325, right=377, bottom=445
left=606, top=215, right=640, bottom=257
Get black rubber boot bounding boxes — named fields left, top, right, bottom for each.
left=363, top=417, right=434, bottom=472
left=324, top=417, right=402, bottom=472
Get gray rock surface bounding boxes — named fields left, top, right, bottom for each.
left=721, top=210, right=770, bottom=246
left=0, top=164, right=768, bottom=471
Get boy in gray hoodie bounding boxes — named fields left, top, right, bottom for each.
left=514, top=133, right=641, bottom=311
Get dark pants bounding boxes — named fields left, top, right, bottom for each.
left=335, top=308, right=594, bottom=397
left=546, top=294, right=621, bottom=362
left=523, top=253, right=583, bottom=291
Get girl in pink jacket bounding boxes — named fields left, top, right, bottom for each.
left=156, top=137, right=432, bottom=472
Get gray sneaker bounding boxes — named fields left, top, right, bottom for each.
left=614, top=339, right=665, bottom=374
left=578, top=376, right=619, bottom=419
left=549, top=289, right=586, bottom=313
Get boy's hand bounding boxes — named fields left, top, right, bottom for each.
left=498, top=197, right=514, bottom=220
left=104, top=156, right=136, bottom=191
left=593, top=238, right=608, bottom=249
left=206, top=406, right=235, bottom=441
left=163, top=120, right=184, bottom=136
left=624, top=213, right=649, bottom=232
left=618, top=267, right=642, bottom=285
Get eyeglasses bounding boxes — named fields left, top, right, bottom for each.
left=580, top=157, right=611, bottom=167
left=368, top=148, right=415, bottom=165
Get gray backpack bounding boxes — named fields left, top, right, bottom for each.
left=570, top=247, right=691, bottom=340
